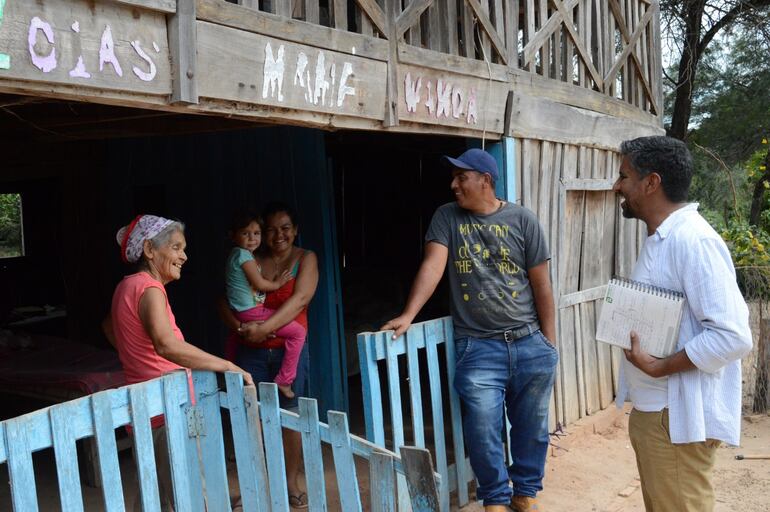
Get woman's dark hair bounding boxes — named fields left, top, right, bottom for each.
left=261, top=201, right=299, bottom=226
left=229, top=209, right=262, bottom=234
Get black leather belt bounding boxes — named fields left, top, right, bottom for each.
left=502, top=322, right=540, bottom=343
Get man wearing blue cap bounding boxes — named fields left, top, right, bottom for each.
left=382, top=148, right=558, bottom=511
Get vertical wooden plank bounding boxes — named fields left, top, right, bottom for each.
left=5, top=417, right=39, bottom=512
left=306, top=0, right=321, bottom=24
left=243, top=382, right=271, bottom=512
left=424, top=322, right=450, bottom=512
left=538, top=0, right=548, bottom=75
left=50, top=403, right=85, bottom=512
left=274, top=0, right=291, bottom=17
left=129, top=384, right=162, bottom=512
left=331, top=0, right=348, bottom=30
left=258, top=383, right=291, bottom=512
left=479, top=0, right=492, bottom=60
left=385, top=333, right=409, bottom=511
left=369, top=451, right=396, bottom=512
left=525, top=0, right=535, bottom=71
left=162, top=372, right=202, bottom=512
left=550, top=143, right=564, bottom=427
left=384, top=0, right=399, bottom=126
left=578, top=300, right=600, bottom=415
left=357, top=4, right=375, bottom=36
left=573, top=304, right=587, bottom=418
left=537, top=141, right=554, bottom=227
left=492, top=0, right=505, bottom=64
left=191, top=371, right=231, bottom=512
left=228, top=374, right=266, bottom=512
left=427, top=1, right=443, bottom=52
left=558, top=145, right=582, bottom=424
left=553, top=11, right=562, bottom=80
left=168, top=0, right=198, bottom=104
left=504, top=0, right=519, bottom=68
left=405, top=327, right=426, bottom=448
left=328, top=412, right=363, bottom=512
left=442, top=317, right=469, bottom=506
left=445, top=0, right=459, bottom=55
left=358, top=332, right=386, bottom=446
left=462, top=1, right=475, bottom=59
left=298, top=398, right=328, bottom=511
left=91, top=392, right=126, bottom=512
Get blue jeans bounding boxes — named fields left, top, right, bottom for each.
left=453, top=331, right=558, bottom=505
left=236, top=343, right=309, bottom=411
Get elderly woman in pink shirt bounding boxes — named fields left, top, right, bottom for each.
left=107, top=214, right=251, bottom=511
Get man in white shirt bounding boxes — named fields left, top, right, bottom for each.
left=613, top=136, right=753, bottom=512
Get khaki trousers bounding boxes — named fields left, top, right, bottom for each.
left=629, top=408, right=720, bottom=512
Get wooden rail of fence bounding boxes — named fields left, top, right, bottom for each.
left=0, top=369, right=440, bottom=511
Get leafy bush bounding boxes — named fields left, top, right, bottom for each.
left=720, top=220, right=770, bottom=299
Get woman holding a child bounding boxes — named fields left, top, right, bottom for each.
left=223, top=201, right=319, bottom=510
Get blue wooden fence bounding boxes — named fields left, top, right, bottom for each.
left=0, top=369, right=440, bottom=511
left=358, top=317, right=474, bottom=512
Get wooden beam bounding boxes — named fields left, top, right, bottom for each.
left=237, top=0, right=258, bottom=9
left=197, top=0, right=389, bottom=61
left=607, top=0, right=657, bottom=114
left=396, top=0, right=433, bottom=37
left=604, top=7, right=653, bottom=95
left=384, top=0, right=399, bottom=126
left=551, top=0, right=603, bottom=90
left=167, top=0, right=198, bottom=104
left=521, top=0, right=579, bottom=66
left=111, top=0, right=176, bottom=13
left=465, top=0, right=509, bottom=65
left=354, top=0, right=388, bottom=36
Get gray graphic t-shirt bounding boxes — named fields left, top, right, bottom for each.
left=425, top=201, right=549, bottom=338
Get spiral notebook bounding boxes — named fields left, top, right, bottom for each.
left=596, top=277, right=685, bottom=358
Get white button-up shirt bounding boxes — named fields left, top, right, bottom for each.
left=616, top=204, right=753, bottom=445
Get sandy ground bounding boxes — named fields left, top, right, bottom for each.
left=462, top=406, right=770, bottom=512
left=2, top=405, right=768, bottom=511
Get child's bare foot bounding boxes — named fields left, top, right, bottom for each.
left=278, top=384, right=295, bottom=399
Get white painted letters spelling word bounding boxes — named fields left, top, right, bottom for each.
left=403, top=73, right=479, bottom=124
left=16, top=13, right=160, bottom=83
left=261, top=42, right=357, bottom=109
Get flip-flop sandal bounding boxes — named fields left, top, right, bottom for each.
left=289, top=492, right=308, bottom=509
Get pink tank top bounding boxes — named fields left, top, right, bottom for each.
left=111, top=272, right=184, bottom=385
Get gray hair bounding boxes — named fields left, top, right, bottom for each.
left=147, top=221, right=185, bottom=249
left=619, top=136, right=693, bottom=202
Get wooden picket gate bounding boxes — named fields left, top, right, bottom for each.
left=358, top=317, right=472, bottom=512
left=0, top=369, right=440, bottom=511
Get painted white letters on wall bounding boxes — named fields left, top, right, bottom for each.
left=130, top=41, right=156, bottom=82
left=28, top=17, right=57, bottom=73
left=263, top=42, right=285, bottom=101
left=99, top=25, right=123, bottom=77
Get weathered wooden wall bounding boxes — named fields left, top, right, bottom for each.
left=515, top=137, right=646, bottom=427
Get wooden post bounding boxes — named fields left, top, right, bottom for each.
left=753, top=318, right=769, bottom=413
left=384, top=0, right=400, bottom=126
left=168, top=0, right=198, bottom=104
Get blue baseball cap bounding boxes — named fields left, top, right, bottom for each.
left=441, top=148, right=499, bottom=181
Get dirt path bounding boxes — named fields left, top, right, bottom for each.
left=463, top=406, right=770, bottom=512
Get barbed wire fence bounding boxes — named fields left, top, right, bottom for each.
left=736, top=266, right=770, bottom=414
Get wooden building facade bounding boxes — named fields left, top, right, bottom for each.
left=0, top=0, right=663, bottom=428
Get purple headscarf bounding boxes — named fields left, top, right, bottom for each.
left=116, top=215, right=175, bottom=263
